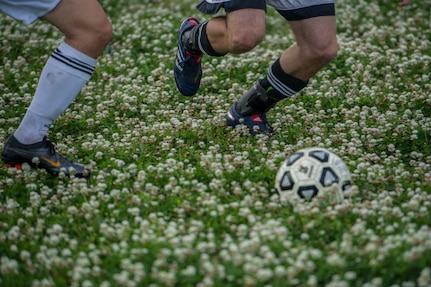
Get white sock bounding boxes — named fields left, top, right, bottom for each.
left=14, top=41, right=97, bottom=145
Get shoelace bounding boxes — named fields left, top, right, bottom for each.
left=41, top=137, right=57, bottom=156
left=42, top=137, right=76, bottom=166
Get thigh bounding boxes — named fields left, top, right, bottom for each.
left=268, top=0, right=337, bottom=48
left=0, top=0, right=61, bottom=25
left=226, top=8, right=266, bottom=35
left=289, top=15, right=337, bottom=50
left=41, top=0, right=109, bottom=38
left=268, top=0, right=335, bottom=21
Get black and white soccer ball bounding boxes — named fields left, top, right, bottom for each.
left=275, top=147, right=352, bottom=205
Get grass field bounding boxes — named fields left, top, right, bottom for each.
left=1, top=0, right=431, bottom=286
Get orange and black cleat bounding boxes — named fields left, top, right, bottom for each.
left=2, top=136, right=89, bottom=178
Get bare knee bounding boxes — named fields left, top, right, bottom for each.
left=309, top=40, right=338, bottom=65
left=287, top=40, right=338, bottom=79
left=229, top=30, right=265, bottom=54
left=43, top=0, right=113, bottom=57
left=60, top=18, right=112, bottom=58
left=73, top=19, right=112, bottom=57
left=92, top=19, right=113, bottom=50
left=321, top=41, right=338, bottom=63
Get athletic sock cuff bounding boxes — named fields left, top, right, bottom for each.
left=267, top=58, right=308, bottom=97
left=50, top=41, right=97, bottom=79
left=198, top=22, right=227, bottom=57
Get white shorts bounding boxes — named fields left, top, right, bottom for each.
left=0, top=0, right=61, bottom=25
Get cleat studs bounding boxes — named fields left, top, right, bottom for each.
left=4, top=163, right=22, bottom=170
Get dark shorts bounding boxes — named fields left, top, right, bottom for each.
left=197, top=0, right=335, bottom=21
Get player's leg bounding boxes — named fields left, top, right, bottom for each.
left=236, top=15, right=337, bottom=114
left=17, top=0, right=112, bottom=144
left=202, top=8, right=266, bottom=55
left=227, top=1, right=337, bottom=136
left=42, top=0, right=112, bottom=58
left=174, top=0, right=266, bottom=96
left=281, top=16, right=338, bottom=82
left=2, top=0, right=112, bottom=177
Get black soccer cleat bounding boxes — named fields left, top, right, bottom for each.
left=226, top=102, right=274, bottom=136
left=174, top=17, right=203, bottom=96
left=2, top=135, right=89, bottom=178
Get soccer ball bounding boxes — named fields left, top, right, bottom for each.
left=275, top=147, right=352, bottom=205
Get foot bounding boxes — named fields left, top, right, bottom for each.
left=174, top=17, right=203, bottom=96
left=226, top=103, right=274, bottom=136
left=2, top=136, right=89, bottom=177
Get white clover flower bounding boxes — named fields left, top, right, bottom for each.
left=7, top=226, right=20, bottom=241
left=256, top=268, right=273, bottom=282
left=326, top=253, right=346, bottom=267
left=181, top=265, right=196, bottom=277
left=0, top=256, right=19, bottom=275
left=31, top=156, right=40, bottom=165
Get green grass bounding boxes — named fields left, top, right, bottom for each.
left=1, top=0, right=431, bottom=286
